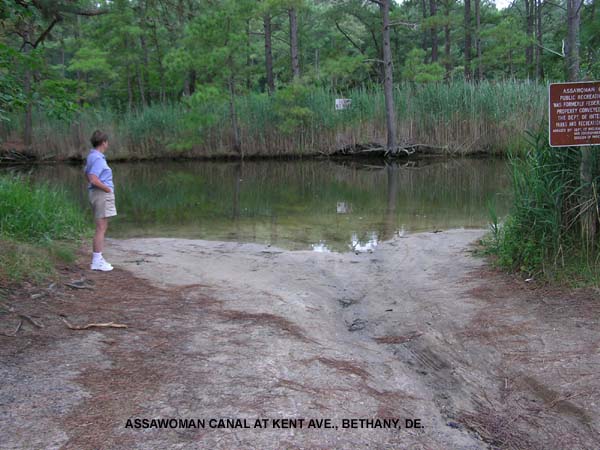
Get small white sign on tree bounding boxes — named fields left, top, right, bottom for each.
left=335, top=98, right=352, bottom=110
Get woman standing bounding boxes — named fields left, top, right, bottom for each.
left=85, top=130, right=116, bottom=271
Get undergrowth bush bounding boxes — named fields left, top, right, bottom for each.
left=0, top=174, right=88, bottom=283
left=0, top=175, right=87, bottom=242
left=486, top=130, right=600, bottom=284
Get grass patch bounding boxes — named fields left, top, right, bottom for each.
left=484, top=130, right=600, bottom=286
left=0, top=175, right=86, bottom=242
left=0, top=239, right=56, bottom=284
left=0, top=174, right=88, bottom=284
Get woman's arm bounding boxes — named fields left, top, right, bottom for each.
left=87, top=174, right=112, bottom=193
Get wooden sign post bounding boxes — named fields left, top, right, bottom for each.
left=549, top=81, right=600, bottom=147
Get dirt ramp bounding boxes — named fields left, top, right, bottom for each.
left=3, top=230, right=597, bottom=449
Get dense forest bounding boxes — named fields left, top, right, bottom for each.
left=0, top=0, right=598, bottom=158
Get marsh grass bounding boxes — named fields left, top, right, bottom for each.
left=2, top=80, right=547, bottom=160
left=0, top=239, right=55, bottom=284
left=486, top=130, right=600, bottom=285
left=0, top=239, right=80, bottom=284
left=0, top=175, right=87, bottom=242
left=0, top=174, right=87, bottom=283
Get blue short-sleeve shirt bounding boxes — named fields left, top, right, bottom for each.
left=85, top=149, right=114, bottom=191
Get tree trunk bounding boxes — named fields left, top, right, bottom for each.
left=525, top=0, right=534, bottom=77
left=232, top=163, right=242, bottom=220
left=567, top=0, right=596, bottom=243
left=580, top=147, right=596, bottom=244
left=535, top=0, right=543, bottom=80
left=589, top=0, right=597, bottom=67
left=264, top=14, right=275, bottom=94
left=475, top=0, right=481, bottom=80
left=228, top=76, right=242, bottom=157
left=23, top=25, right=33, bottom=149
left=289, top=8, right=300, bottom=79
left=430, top=0, right=438, bottom=62
left=140, top=34, right=150, bottom=103
left=444, top=0, right=452, bottom=80
left=464, top=0, right=472, bottom=80
left=75, top=17, right=83, bottom=151
left=566, top=0, right=581, bottom=81
left=137, top=66, right=146, bottom=107
left=23, top=74, right=33, bottom=149
left=421, top=0, right=429, bottom=61
left=380, top=0, right=397, bottom=153
left=177, top=0, right=184, bottom=24
left=184, top=70, right=196, bottom=96
left=384, top=164, right=399, bottom=239
left=246, top=19, right=251, bottom=90
left=61, top=39, right=65, bottom=77
left=127, top=69, right=133, bottom=111
left=151, top=22, right=166, bottom=101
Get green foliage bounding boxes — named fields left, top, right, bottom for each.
left=68, top=47, right=114, bottom=77
left=273, top=81, right=315, bottom=134
left=0, top=40, right=79, bottom=123
left=164, top=48, right=194, bottom=87
left=0, top=0, right=596, bottom=116
left=182, top=0, right=254, bottom=86
left=581, top=2, right=600, bottom=78
left=479, top=17, right=528, bottom=78
left=0, top=175, right=87, bottom=243
left=401, top=49, right=445, bottom=83
left=176, top=86, right=229, bottom=150
left=0, top=44, right=25, bottom=122
left=0, top=0, right=595, bottom=131
left=37, top=79, right=79, bottom=120
left=0, top=174, right=88, bottom=283
left=319, top=55, right=368, bottom=89
left=486, top=130, right=600, bottom=283
left=185, top=86, right=227, bottom=127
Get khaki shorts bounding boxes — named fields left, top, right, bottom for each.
left=89, top=189, right=117, bottom=219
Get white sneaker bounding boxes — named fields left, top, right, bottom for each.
left=91, top=260, right=113, bottom=271
left=100, top=258, right=113, bottom=269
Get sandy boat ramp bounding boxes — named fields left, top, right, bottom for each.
left=1, top=229, right=598, bottom=449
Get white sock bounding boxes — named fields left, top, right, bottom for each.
left=92, top=252, right=103, bottom=263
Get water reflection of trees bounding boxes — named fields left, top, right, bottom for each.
left=24, top=158, right=510, bottom=251
left=383, top=164, right=399, bottom=241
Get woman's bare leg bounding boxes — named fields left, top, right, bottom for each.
left=93, top=218, right=108, bottom=253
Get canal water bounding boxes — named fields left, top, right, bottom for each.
left=9, top=158, right=510, bottom=252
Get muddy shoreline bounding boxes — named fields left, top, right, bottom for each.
left=0, top=146, right=492, bottom=166
left=1, top=229, right=598, bottom=449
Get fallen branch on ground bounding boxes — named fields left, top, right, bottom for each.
left=0, top=149, right=37, bottom=162
left=64, top=282, right=95, bottom=290
left=0, top=302, right=15, bottom=312
left=332, top=142, right=449, bottom=158
left=61, top=317, right=128, bottom=330
left=19, top=314, right=43, bottom=328
left=0, top=320, right=23, bottom=337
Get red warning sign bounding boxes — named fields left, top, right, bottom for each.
left=549, top=81, right=600, bottom=147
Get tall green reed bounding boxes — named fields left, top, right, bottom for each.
left=0, top=174, right=89, bottom=283
left=488, top=128, right=599, bottom=283
left=1, top=80, right=548, bottom=160
left=0, top=174, right=87, bottom=242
